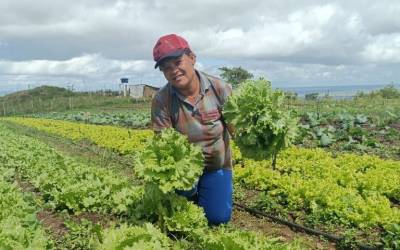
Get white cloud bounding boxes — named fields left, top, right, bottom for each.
left=361, top=33, right=400, bottom=63
left=188, top=4, right=368, bottom=65
left=0, top=0, right=399, bottom=90
left=0, top=54, right=150, bottom=76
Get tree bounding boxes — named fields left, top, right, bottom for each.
left=377, top=84, right=400, bottom=99
left=355, top=84, right=399, bottom=99
left=284, top=91, right=298, bottom=101
left=305, top=92, right=319, bottom=101
left=219, top=66, right=253, bottom=88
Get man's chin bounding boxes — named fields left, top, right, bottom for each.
left=171, top=81, right=189, bottom=90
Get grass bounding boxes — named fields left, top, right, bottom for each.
left=287, top=97, right=400, bottom=116
left=2, top=84, right=399, bottom=119
left=0, top=85, right=151, bottom=116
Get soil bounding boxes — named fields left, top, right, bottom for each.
left=390, top=121, right=400, bottom=130
left=71, top=212, right=117, bottom=228
left=14, top=167, right=117, bottom=239
left=37, top=210, right=69, bottom=238
left=231, top=209, right=336, bottom=249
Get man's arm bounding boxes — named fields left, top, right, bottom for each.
left=151, top=94, right=172, bottom=134
left=226, top=123, right=235, bottom=138
left=219, top=81, right=235, bottom=138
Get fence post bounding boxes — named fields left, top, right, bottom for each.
left=2, top=101, right=5, bottom=116
left=69, top=97, right=73, bottom=110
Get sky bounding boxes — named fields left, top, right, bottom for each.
left=0, top=0, right=399, bottom=94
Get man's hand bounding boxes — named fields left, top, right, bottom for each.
left=227, top=123, right=235, bottom=139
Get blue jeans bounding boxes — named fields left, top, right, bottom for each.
left=176, top=169, right=233, bottom=225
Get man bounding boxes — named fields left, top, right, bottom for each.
left=151, top=34, right=233, bottom=225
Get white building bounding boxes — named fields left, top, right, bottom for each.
left=122, top=84, right=159, bottom=99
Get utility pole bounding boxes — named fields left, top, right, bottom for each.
left=67, top=83, right=74, bottom=92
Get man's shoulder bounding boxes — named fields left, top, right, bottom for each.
left=199, top=71, right=231, bottom=91
left=153, top=83, right=172, bottom=103
left=200, top=71, right=226, bottom=85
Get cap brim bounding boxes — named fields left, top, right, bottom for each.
left=154, top=49, right=186, bottom=69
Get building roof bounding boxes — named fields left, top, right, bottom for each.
left=127, top=83, right=159, bottom=89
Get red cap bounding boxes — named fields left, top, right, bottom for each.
left=153, top=34, right=190, bottom=68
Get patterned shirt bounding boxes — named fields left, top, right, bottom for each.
left=151, top=70, right=233, bottom=171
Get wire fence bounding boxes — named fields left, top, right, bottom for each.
left=1, top=93, right=399, bottom=123
left=285, top=97, right=399, bottom=115
left=0, top=95, right=151, bottom=116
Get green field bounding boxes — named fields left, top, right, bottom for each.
left=0, top=85, right=399, bottom=249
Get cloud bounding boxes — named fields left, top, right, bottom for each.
left=0, top=54, right=150, bottom=76
left=0, top=0, right=399, bottom=91
left=361, top=33, right=400, bottom=63
left=0, top=1, right=384, bottom=63
left=0, top=54, right=160, bottom=91
left=196, top=5, right=339, bottom=58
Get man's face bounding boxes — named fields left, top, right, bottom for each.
left=159, top=53, right=196, bottom=92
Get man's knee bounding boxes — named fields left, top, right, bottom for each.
left=204, top=206, right=232, bottom=225
left=198, top=169, right=233, bottom=225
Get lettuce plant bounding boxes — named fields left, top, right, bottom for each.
left=223, top=79, right=298, bottom=168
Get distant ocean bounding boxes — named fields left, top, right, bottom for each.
left=278, top=83, right=400, bottom=99
left=0, top=91, right=10, bottom=97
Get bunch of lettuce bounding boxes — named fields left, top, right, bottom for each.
left=223, top=79, right=298, bottom=161
left=191, top=225, right=303, bottom=250
left=94, top=223, right=175, bottom=250
left=132, top=184, right=208, bottom=234
left=135, top=128, right=204, bottom=193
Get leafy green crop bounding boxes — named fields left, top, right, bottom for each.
left=223, top=79, right=298, bottom=163
left=28, top=110, right=151, bottom=128
left=0, top=121, right=308, bottom=249
left=0, top=168, right=50, bottom=249
left=136, top=128, right=204, bottom=193
left=191, top=225, right=302, bottom=250
left=94, top=223, right=176, bottom=250
left=134, top=129, right=208, bottom=233
left=0, top=123, right=143, bottom=214
left=133, top=184, right=208, bottom=234
left=0, top=123, right=206, bottom=238
left=234, top=147, right=400, bottom=246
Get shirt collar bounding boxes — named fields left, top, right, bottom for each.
left=198, top=70, right=211, bottom=94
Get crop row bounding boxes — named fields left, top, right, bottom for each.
left=0, top=122, right=301, bottom=249
left=0, top=123, right=144, bottom=214
left=27, top=110, right=150, bottom=128
left=235, top=147, right=400, bottom=246
left=7, top=110, right=400, bottom=163
left=0, top=168, right=49, bottom=249
left=297, top=111, right=400, bottom=159
left=5, top=117, right=400, bottom=226
left=4, top=117, right=400, bottom=246
left=3, top=117, right=152, bottom=154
